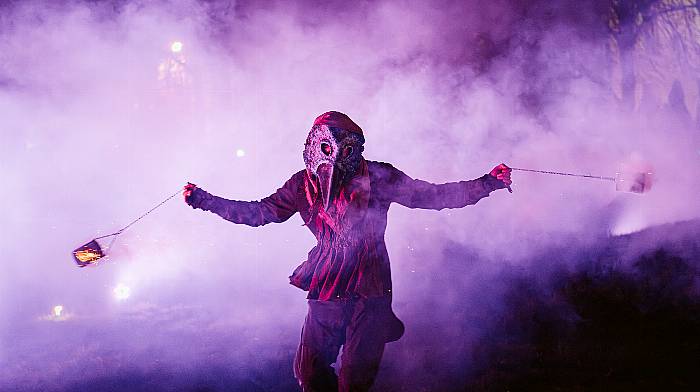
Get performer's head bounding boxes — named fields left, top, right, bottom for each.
left=303, top=111, right=365, bottom=209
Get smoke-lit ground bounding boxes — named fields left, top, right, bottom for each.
left=3, top=221, right=699, bottom=392
left=1, top=0, right=699, bottom=391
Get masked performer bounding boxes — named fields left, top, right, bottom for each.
left=184, top=111, right=512, bottom=392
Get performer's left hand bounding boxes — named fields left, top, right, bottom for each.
left=183, top=182, right=197, bottom=204
left=490, top=163, right=512, bottom=188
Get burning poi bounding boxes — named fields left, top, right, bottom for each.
left=183, top=111, right=512, bottom=391
left=71, top=190, right=181, bottom=267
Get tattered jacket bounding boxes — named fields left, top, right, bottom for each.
left=188, top=160, right=503, bottom=301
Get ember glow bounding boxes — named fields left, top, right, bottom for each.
left=73, top=249, right=101, bottom=263
left=616, top=171, right=654, bottom=193
left=72, top=239, right=105, bottom=267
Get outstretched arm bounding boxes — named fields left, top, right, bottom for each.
left=382, top=163, right=511, bottom=210
left=183, top=171, right=303, bottom=227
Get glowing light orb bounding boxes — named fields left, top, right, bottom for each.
left=170, top=41, right=183, bottom=53
left=236, top=149, right=246, bottom=158
left=113, top=283, right=131, bottom=300
left=53, top=305, right=64, bottom=317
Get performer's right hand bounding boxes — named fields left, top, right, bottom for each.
left=183, top=182, right=197, bottom=203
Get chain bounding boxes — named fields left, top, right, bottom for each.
left=510, top=167, right=615, bottom=182
left=94, top=188, right=182, bottom=241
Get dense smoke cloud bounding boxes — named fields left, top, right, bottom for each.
left=1, top=0, right=698, bottom=390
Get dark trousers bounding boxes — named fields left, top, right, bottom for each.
left=293, top=297, right=404, bottom=392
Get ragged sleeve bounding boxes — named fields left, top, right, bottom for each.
left=187, top=170, right=305, bottom=227
left=374, top=162, right=504, bottom=210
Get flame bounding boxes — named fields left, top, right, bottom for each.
left=74, top=248, right=102, bottom=263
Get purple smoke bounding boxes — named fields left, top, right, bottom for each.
left=1, top=0, right=698, bottom=390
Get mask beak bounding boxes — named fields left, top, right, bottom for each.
left=316, top=163, right=341, bottom=211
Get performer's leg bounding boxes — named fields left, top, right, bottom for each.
left=294, top=300, right=346, bottom=392
left=337, top=298, right=389, bottom=392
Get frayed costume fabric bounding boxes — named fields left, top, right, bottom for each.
left=187, top=161, right=503, bottom=302
left=186, top=111, right=506, bottom=391
left=294, top=297, right=398, bottom=392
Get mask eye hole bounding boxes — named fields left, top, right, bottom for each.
left=321, top=142, right=332, bottom=156
left=342, top=146, right=353, bottom=158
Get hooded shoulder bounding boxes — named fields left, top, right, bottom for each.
left=290, top=168, right=307, bottom=180
left=270, top=169, right=308, bottom=211
left=367, top=160, right=399, bottom=180
left=285, top=169, right=307, bottom=189
left=366, top=160, right=404, bottom=204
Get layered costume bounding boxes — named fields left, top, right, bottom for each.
left=186, top=111, right=506, bottom=392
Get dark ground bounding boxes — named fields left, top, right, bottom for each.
left=463, top=222, right=700, bottom=391
left=3, top=220, right=699, bottom=392
left=376, top=219, right=700, bottom=391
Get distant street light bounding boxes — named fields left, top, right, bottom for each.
left=113, top=283, right=131, bottom=300
left=170, top=41, right=183, bottom=53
